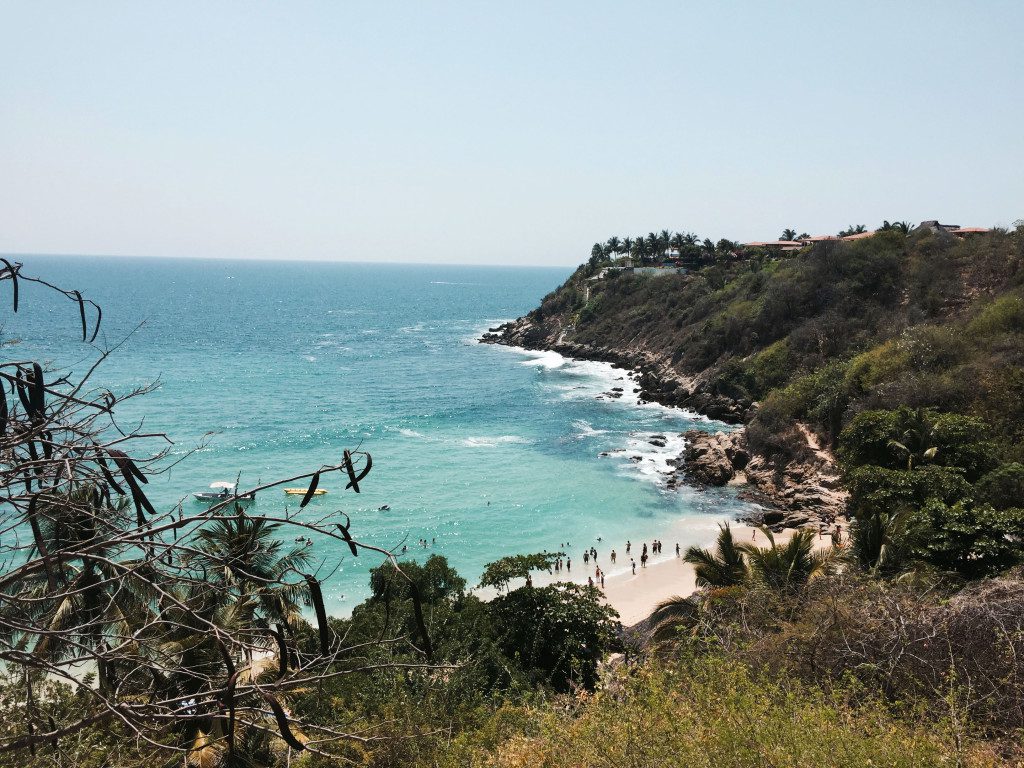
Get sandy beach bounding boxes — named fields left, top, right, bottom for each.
left=538, top=519, right=839, bottom=626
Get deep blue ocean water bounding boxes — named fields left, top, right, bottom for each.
left=3, top=256, right=751, bottom=613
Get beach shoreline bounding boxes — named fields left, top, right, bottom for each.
left=502, top=518, right=837, bottom=627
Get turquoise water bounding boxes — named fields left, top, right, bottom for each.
left=4, top=256, right=750, bottom=613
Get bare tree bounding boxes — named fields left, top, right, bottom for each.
left=0, top=260, right=435, bottom=763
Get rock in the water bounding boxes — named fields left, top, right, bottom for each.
left=676, top=430, right=741, bottom=486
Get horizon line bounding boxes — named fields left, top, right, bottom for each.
left=1, top=250, right=577, bottom=270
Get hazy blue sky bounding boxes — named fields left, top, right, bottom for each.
left=2, top=2, right=1021, bottom=265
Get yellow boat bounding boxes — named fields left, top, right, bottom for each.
left=283, top=487, right=328, bottom=496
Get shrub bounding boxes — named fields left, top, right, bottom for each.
left=974, top=463, right=1024, bottom=510
left=449, top=654, right=1001, bottom=768
left=906, top=500, right=1024, bottom=578
left=489, top=583, right=620, bottom=692
left=968, top=293, right=1024, bottom=336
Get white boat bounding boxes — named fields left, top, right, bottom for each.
left=193, top=481, right=255, bottom=506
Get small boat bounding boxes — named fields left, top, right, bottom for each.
left=193, top=482, right=255, bottom=506
left=283, top=487, right=328, bottom=496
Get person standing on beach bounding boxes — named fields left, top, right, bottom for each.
left=600, top=573, right=605, bottom=589
left=675, top=542, right=680, bottom=557
left=611, top=549, right=617, bottom=564
left=583, top=551, right=589, bottom=565
left=566, top=557, right=571, bottom=573
left=631, top=559, right=636, bottom=575
left=588, top=576, right=594, bottom=588
left=641, top=552, right=648, bottom=568
left=642, top=542, right=648, bottom=558
left=626, top=540, right=631, bottom=554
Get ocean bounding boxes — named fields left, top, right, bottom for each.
left=5, top=256, right=752, bottom=614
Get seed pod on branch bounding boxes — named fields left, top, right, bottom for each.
left=299, top=473, right=320, bottom=508
left=0, top=382, right=8, bottom=436
left=336, top=515, right=358, bottom=557
left=28, top=364, right=44, bottom=423
left=304, top=575, right=331, bottom=656
left=342, top=450, right=371, bottom=492
left=0, top=257, right=19, bottom=312
left=72, top=290, right=87, bottom=342
left=261, top=692, right=305, bottom=752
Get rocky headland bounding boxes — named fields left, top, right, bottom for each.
left=481, top=315, right=847, bottom=529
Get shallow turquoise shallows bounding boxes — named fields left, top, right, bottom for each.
left=6, top=256, right=751, bottom=614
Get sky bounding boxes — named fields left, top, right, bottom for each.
left=1, top=2, right=1022, bottom=266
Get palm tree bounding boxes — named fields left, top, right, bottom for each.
left=781, top=228, right=797, bottom=241
left=838, top=224, right=868, bottom=237
left=851, top=509, right=909, bottom=574
left=659, top=229, right=672, bottom=252
left=632, top=236, right=649, bottom=265
left=12, top=489, right=155, bottom=677
left=740, top=528, right=834, bottom=594
left=645, top=232, right=661, bottom=264
left=888, top=407, right=938, bottom=470
left=192, top=514, right=312, bottom=630
left=647, top=594, right=700, bottom=644
left=621, top=237, right=634, bottom=264
left=683, top=523, right=748, bottom=588
left=605, top=236, right=622, bottom=256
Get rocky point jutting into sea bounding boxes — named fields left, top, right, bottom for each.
left=481, top=307, right=848, bottom=530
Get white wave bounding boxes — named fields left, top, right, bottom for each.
left=398, top=428, right=426, bottom=439
left=572, top=419, right=609, bottom=437
left=462, top=435, right=531, bottom=448
left=605, top=431, right=687, bottom=483
left=303, top=355, right=317, bottom=362
left=518, top=350, right=566, bottom=369
left=399, top=323, right=425, bottom=333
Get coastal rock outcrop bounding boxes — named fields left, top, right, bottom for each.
left=668, top=430, right=747, bottom=488
left=482, top=316, right=847, bottom=530
left=741, top=455, right=848, bottom=529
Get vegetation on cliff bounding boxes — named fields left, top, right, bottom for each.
left=504, top=224, right=1024, bottom=570
left=5, top=242, right=1024, bottom=766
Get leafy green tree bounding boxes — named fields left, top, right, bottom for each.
left=974, top=462, right=1024, bottom=510
left=489, top=583, right=620, bottom=691
left=478, top=552, right=560, bottom=593
left=683, top=523, right=748, bottom=587
left=838, top=408, right=997, bottom=481
left=781, top=228, right=797, bottom=241
left=838, top=224, right=868, bottom=236
left=845, top=464, right=972, bottom=519
left=605, top=235, right=622, bottom=256
left=906, top=499, right=1024, bottom=578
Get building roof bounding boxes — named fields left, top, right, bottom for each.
left=840, top=230, right=877, bottom=241
left=801, top=235, right=840, bottom=242
left=951, top=227, right=990, bottom=234
left=744, top=240, right=805, bottom=247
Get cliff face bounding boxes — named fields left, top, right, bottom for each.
left=481, top=313, right=752, bottom=424
left=482, top=228, right=1024, bottom=527
left=481, top=307, right=847, bottom=527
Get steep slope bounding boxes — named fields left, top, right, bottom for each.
left=484, top=226, right=1024, bottom=524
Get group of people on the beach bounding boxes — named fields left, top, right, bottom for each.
left=550, top=537, right=683, bottom=583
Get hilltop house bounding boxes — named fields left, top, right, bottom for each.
left=744, top=221, right=991, bottom=252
